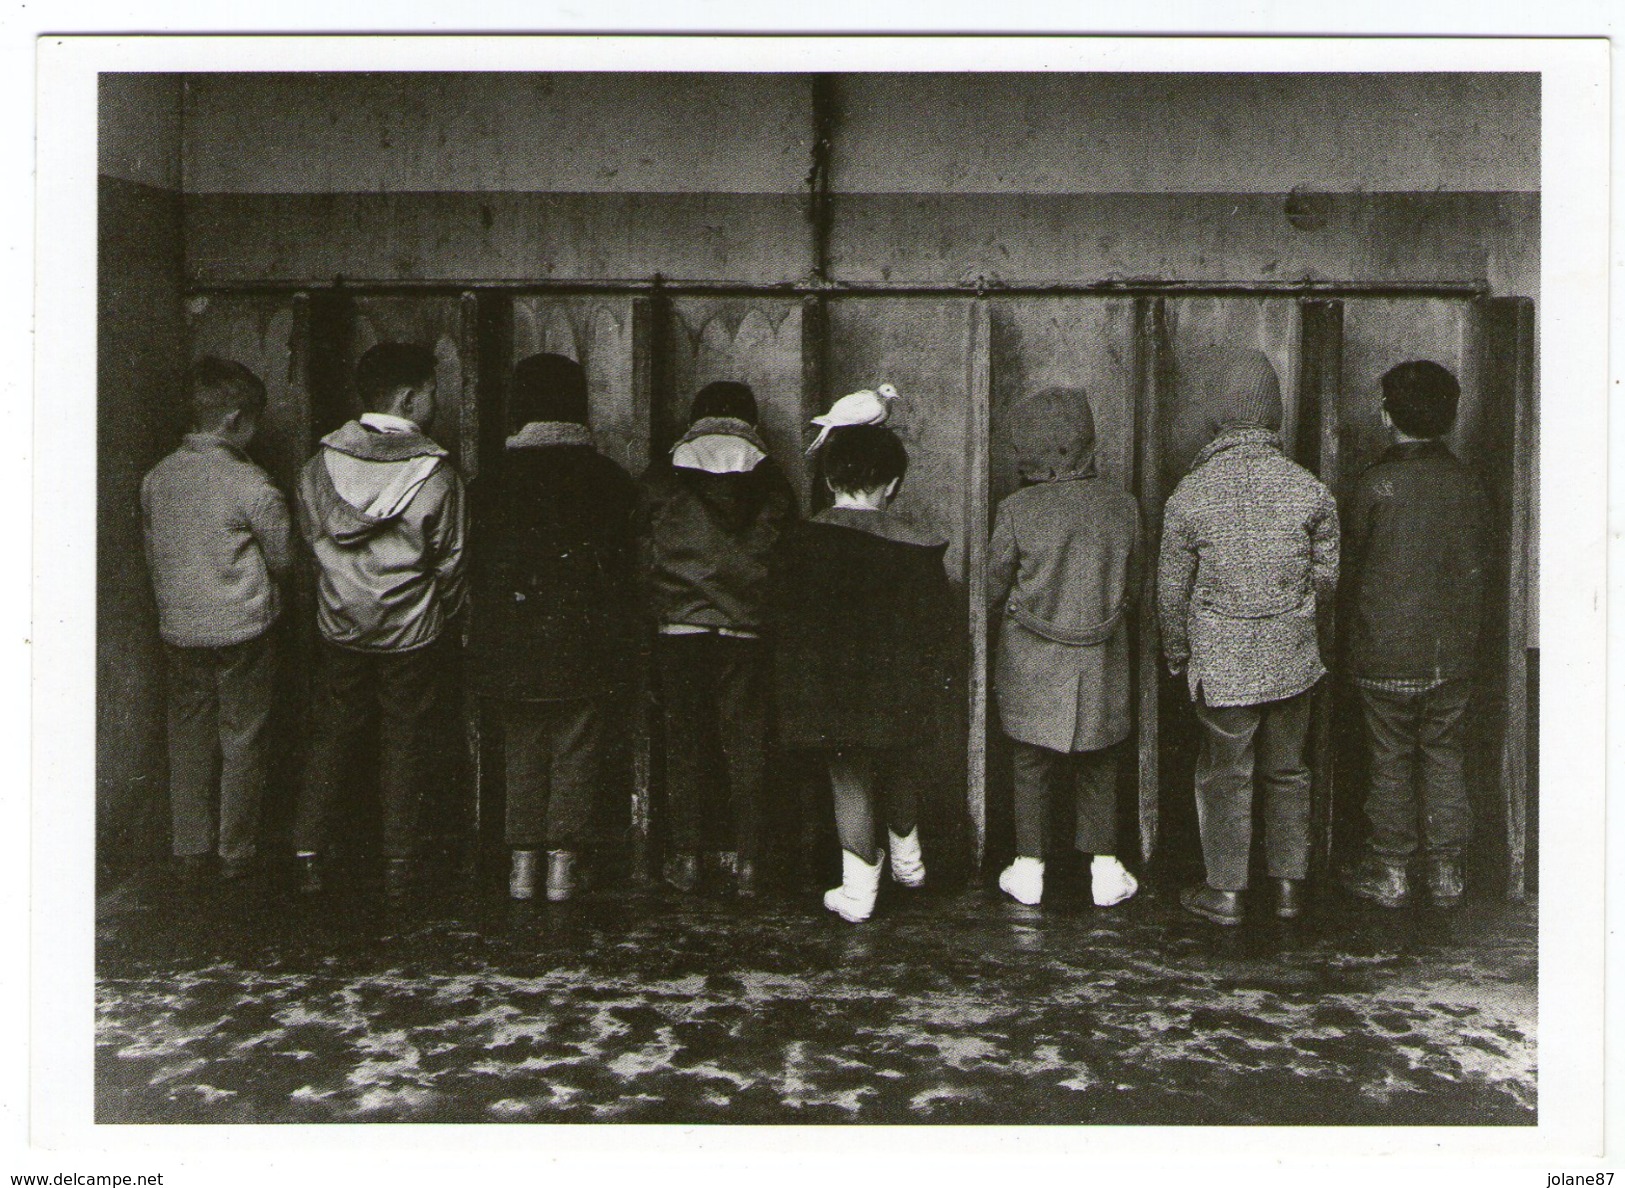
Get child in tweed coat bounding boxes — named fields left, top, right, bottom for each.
left=1157, top=349, right=1339, bottom=925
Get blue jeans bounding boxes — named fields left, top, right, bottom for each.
left=1192, top=689, right=1312, bottom=891
left=1357, top=680, right=1472, bottom=860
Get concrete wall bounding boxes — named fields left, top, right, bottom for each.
left=180, top=72, right=1538, bottom=297
left=99, top=74, right=186, bottom=875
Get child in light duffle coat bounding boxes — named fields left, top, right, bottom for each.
left=988, top=387, right=1141, bottom=908
left=766, top=424, right=956, bottom=922
left=142, top=357, right=292, bottom=886
left=639, top=382, right=797, bottom=896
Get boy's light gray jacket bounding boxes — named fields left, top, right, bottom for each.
left=296, top=420, right=467, bottom=653
left=1157, top=427, right=1339, bottom=708
left=988, top=474, right=1142, bottom=753
left=141, top=433, right=292, bottom=648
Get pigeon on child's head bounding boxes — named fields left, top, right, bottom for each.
left=806, top=383, right=899, bottom=454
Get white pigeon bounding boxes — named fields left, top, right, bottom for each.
left=806, top=383, right=899, bottom=454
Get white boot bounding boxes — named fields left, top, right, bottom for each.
left=1091, top=855, right=1139, bottom=907
left=824, top=847, right=885, bottom=922
left=998, top=856, right=1045, bottom=905
left=887, top=828, right=925, bottom=887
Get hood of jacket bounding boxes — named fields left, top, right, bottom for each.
left=670, top=416, right=773, bottom=533
left=1007, top=386, right=1098, bottom=483
left=314, top=419, right=448, bottom=544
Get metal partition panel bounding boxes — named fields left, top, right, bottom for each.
left=985, top=297, right=1139, bottom=867
left=185, top=292, right=314, bottom=853
left=668, top=298, right=809, bottom=502
left=348, top=295, right=478, bottom=476
left=510, top=295, right=646, bottom=475
left=826, top=297, right=978, bottom=874
left=1340, top=298, right=1518, bottom=895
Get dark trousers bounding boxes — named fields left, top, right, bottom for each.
left=1357, top=680, right=1472, bottom=860
left=295, top=639, right=444, bottom=860
left=163, top=634, right=275, bottom=861
left=499, top=697, right=602, bottom=851
left=1011, top=740, right=1121, bottom=859
left=656, top=634, right=768, bottom=859
left=1192, top=688, right=1313, bottom=891
left=827, top=746, right=924, bottom=864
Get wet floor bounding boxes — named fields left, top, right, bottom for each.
left=96, top=867, right=1536, bottom=1125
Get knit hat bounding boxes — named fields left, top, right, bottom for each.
left=1205, top=349, right=1283, bottom=438
left=1007, top=386, right=1098, bottom=483
left=690, top=380, right=759, bottom=427
left=511, top=353, right=589, bottom=428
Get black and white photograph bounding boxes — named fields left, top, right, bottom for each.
left=23, top=25, right=1615, bottom=1182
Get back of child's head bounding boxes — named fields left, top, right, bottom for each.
left=356, top=342, right=437, bottom=413
left=189, top=356, right=266, bottom=432
left=822, top=424, right=908, bottom=495
left=511, top=353, right=588, bottom=427
left=1381, top=360, right=1460, bottom=439
left=689, top=380, right=758, bottom=426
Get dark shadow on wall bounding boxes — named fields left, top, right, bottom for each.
left=98, top=173, right=187, bottom=886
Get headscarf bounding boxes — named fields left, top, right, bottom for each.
left=1007, top=385, right=1098, bottom=483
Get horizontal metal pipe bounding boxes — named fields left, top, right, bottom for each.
left=184, top=276, right=1491, bottom=299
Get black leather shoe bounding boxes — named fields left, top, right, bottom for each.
left=663, top=852, right=699, bottom=893
left=1180, top=884, right=1244, bottom=926
left=295, top=853, right=324, bottom=896
left=1274, top=878, right=1304, bottom=919
left=1425, top=855, right=1464, bottom=907
left=1343, top=855, right=1409, bottom=908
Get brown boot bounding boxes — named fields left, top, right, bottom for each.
left=1274, top=878, right=1304, bottom=920
left=546, top=850, right=576, bottom=903
left=1343, top=855, right=1409, bottom=908
left=1180, top=884, right=1244, bottom=926
left=508, top=849, right=539, bottom=901
left=1425, top=855, right=1464, bottom=908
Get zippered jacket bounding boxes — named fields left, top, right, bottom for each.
left=296, top=419, right=467, bottom=653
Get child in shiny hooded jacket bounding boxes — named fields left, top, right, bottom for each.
left=638, top=382, right=797, bottom=895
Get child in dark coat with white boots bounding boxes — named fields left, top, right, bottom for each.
left=766, top=424, right=956, bottom=922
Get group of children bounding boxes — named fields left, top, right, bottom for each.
left=140, top=341, right=1488, bottom=925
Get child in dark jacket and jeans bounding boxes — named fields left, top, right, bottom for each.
left=467, top=354, right=638, bottom=903
left=1342, top=361, right=1490, bottom=909
left=640, top=382, right=796, bottom=895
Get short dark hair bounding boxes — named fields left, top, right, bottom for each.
left=1381, top=360, right=1460, bottom=439
left=511, top=353, right=588, bottom=428
left=356, top=342, right=438, bottom=412
left=188, top=356, right=266, bottom=431
left=689, top=380, right=758, bottom=426
left=821, top=424, right=909, bottom=495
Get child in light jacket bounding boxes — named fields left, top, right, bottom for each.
left=988, top=386, right=1141, bottom=909
left=142, top=357, right=291, bottom=884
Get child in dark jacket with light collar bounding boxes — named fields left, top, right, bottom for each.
left=639, top=382, right=796, bottom=895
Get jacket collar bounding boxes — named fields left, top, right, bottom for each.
left=674, top=416, right=769, bottom=457
left=182, top=432, right=248, bottom=461
left=813, top=505, right=946, bottom=549
left=321, top=418, right=448, bottom=463
left=506, top=420, right=594, bottom=450
left=1382, top=438, right=1454, bottom=464
left=1191, top=425, right=1283, bottom=470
